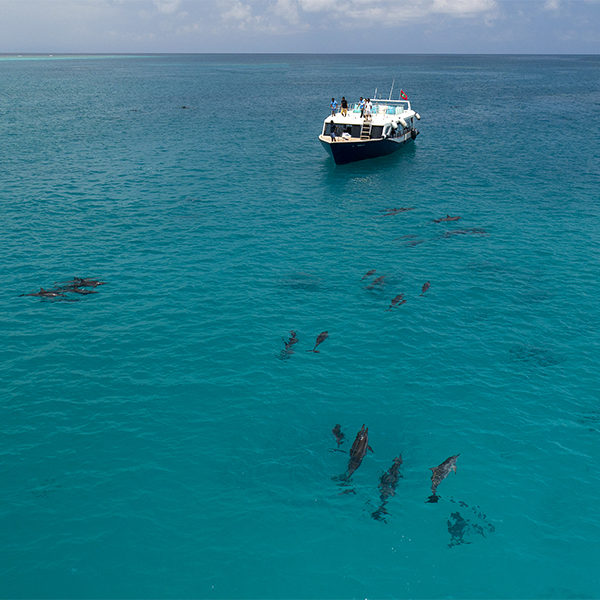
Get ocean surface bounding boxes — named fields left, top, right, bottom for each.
left=1, top=53, right=599, bottom=599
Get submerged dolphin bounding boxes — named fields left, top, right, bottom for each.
left=378, top=455, right=403, bottom=503
left=380, top=207, right=415, bottom=216
left=427, top=454, right=460, bottom=502
left=332, top=424, right=345, bottom=449
left=307, top=331, right=328, bottom=353
left=279, top=331, right=298, bottom=360
left=285, top=331, right=298, bottom=350
left=372, top=454, right=403, bottom=522
left=441, top=228, right=487, bottom=238
left=346, top=425, right=373, bottom=478
left=420, top=281, right=430, bottom=296
left=366, top=275, right=386, bottom=290
left=66, top=287, right=98, bottom=295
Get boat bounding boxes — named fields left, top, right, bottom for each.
left=318, top=93, right=420, bottom=165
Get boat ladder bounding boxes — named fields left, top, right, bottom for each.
left=360, top=121, right=372, bottom=140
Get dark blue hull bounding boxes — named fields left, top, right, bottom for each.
left=320, top=132, right=417, bottom=165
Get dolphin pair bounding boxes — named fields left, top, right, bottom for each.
left=279, top=331, right=299, bottom=360
left=22, top=277, right=108, bottom=300
left=386, top=294, right=405, bottom=311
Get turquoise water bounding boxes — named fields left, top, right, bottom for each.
left=1, top=54, right=600, bottom=599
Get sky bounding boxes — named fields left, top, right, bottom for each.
left=0, top=0, right=599, bottom=54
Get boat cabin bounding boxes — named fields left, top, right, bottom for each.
left=322, top=100, right=419, bottom=142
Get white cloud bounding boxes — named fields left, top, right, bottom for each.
left=154, top=0, right=181, bottom=14
left=431, top=0, right=496, bottom=15
left=221, top=1, right=253, bottom=21
left=543, top=0, right=560, bottom=10
left=293, top=0, right=497, bottom=26
left=272, top=0, right=301, bottom=23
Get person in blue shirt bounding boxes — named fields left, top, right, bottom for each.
left=359, top=97, right=365, bottom=118
left=331, top=98, right=337, bottom=116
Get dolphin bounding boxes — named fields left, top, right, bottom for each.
left=378, top=455, right=403, bottom=502
left=371, top=454, right=403, bottom=522
left=63, top=286, right=98, bottom=295
left=380, top=207, right=415, bottom=216
left=427, top=454, right=460, bottom=502
left=386, top=294, right=405, bottom=311
left=58, top=277, right=107, bottom=288
left=366, top=275, right=386, bottom=289
left=284, top=331, right=298, bottom=350
left=441, top=228, right=487, bottom=238
left=434, top=215, right=462, bottom=223
left=21, top=288, right=65, bottom=298
left=279, top=331, right=298, bottom=360
left=420, top=281, right=430, bottom=296
left=332, top=424, right=345, bottom=449
left=307, top=331, right=328, bottom=353
left=362, top=269, right=376, bottom=280
left=346, top=425, right=373, bottom=478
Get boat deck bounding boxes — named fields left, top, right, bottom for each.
left=319, top=134, right=374, bottom=144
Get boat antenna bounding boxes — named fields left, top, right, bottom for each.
left=374, top=87, right=377, bottom=99
left=389, top=79, right=395, bottom=100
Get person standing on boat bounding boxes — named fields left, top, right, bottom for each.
left=331, top=98, right=337, bottom=116
left=330, top=123, right=337, bottom=142
left=365, top=98, right=373, bottom=120
left=359, top=97, right=365, bottom=118
left=341, top=96, right=348, bottom=116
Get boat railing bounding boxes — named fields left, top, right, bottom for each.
left=331, top=101, right=409, bottom=117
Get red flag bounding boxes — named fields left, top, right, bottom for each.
left=400, top=90, right=408, bottom=100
